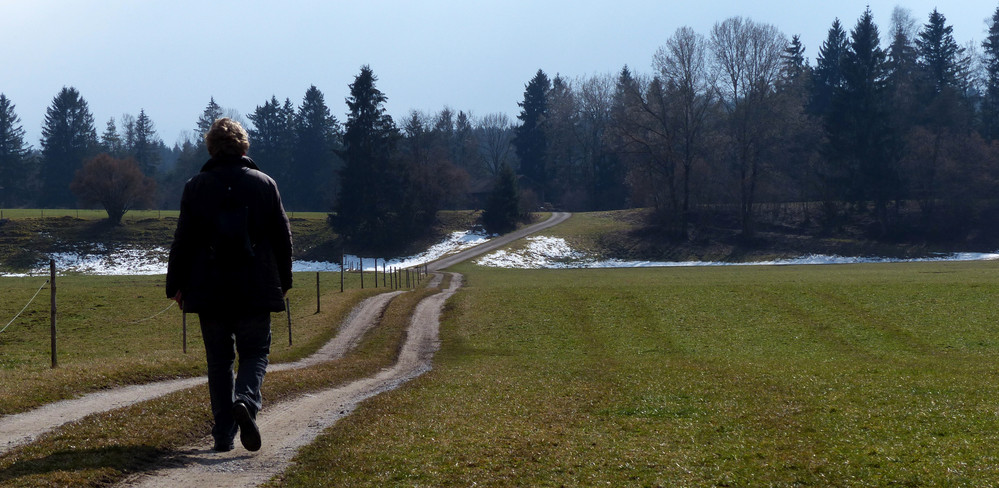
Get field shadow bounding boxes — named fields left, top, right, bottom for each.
left=0, top=445, right=167, bottom=483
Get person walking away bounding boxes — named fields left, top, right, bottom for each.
left=166, top=117, right=293, bottom=452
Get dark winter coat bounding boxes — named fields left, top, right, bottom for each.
left=166, top=155, right=292, bottom=313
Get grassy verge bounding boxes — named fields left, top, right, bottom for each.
left=275, top=261, right=999, bottom=486
left=0, top=274, right=446, bottom=487
left=0, top=271, right=388, bottom=415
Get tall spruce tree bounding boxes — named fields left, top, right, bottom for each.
left=827, top=9, right=897, bottom=233
left=292, top=86, right=340, bottom=210
left=196, top=97, right=223, bottom=137
left=0, top=94, right=31, bottom=206
left=780, top=34, right=809, bottom=87
left=333, top=66, right=420, bottom=253
left=512, top=69, right=551, bottom=205
left=132, top=109, right=160, bottom=176
left=916, top=9, right=964, bottom=96
left=984, top=6, right=999, bottom=140
left=40, top=87, right=97, bottom=208
left=100, top=117, right=125, bottom=158
left=248, top=96, right=297, bottom=192
left=811, top=19, right=849, bottom=116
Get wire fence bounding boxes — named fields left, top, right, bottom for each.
left=0, top=279, right=49, bottom=335
left=0, top=262, right=434, bottom=369
left=129, top=302, right=176, bottom=324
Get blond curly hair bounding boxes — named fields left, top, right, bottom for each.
left=205, top=117, right=250, bottom=157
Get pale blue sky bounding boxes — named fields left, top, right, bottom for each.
left=1, top=0, right=994, bottom=147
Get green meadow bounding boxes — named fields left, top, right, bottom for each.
left=4, top=255, right=999, bottom=486
left=276, top=261, right=999, bottom=487
left=0, top=270, right=435, bottom=487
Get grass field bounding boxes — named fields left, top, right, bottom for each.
left=272, top=260, right=999, bottom=486
left=0, top=271, right=393, bottom=416
left=5, top=258, right=999, bottom=486
left=0, top=271, right=441, bottom=487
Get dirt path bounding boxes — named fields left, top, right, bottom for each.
left=428, top=211, right=571, bottom=271
left=121, top=273, right=462, bottom=487
left=0, top=291, right=403, bottom=456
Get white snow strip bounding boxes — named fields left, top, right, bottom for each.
left=293, top=230, right=493, bottom=272
left=0, top=230, right=493, bottom=277
left=474, top=236, right=999, bottom=269
left=3, top=247, right=171, bottom=277
left=4, top=232, right=997, bottom=277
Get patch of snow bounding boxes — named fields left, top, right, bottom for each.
left=475, top=236, right=999, bottom=269
left=475, top=236, right=589, bottom=269
left=4, top=231, right=996, bottom=276
left=295, top=230, right=493, bottom=272
left=1, top=230, right=493, bottom=277
left=3, top=247, right=171, bottom=277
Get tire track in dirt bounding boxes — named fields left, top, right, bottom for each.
left=120, top=273, right=462, bottom=487
left=0, top=291, right=403, bottom=456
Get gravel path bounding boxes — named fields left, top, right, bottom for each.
left=121, top=273, right=462, bottom=487
left=0, top=291, right=403, bottom=456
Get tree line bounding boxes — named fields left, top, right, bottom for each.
left=2, top=5, right=999, bottom=249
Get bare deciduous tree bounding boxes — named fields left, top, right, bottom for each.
left=654, top=26, right=716, bottom=236
left=70, top=153, right=156, bottom=225
left=710, top=17, right=786, bottom=238
left=476, top=113, right=515, bottom=177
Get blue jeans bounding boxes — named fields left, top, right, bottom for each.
left=199, top=311, right=271, bottom=445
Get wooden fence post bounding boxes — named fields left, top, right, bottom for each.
left=182, top=311, right=187, bottom=354
left=340, top=254, right=344, bottom=293
left=360, top=257, right=365, bottom=289
left=50, top=259, right=57, bottom=368
left=316, top=272, right=320, bottom=314
left=286, top=297, right=292, bottom=346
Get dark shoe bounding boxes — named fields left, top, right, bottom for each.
left=213, top=440, right=235, bottom=452
left=232, top=400, right=261, bottom=452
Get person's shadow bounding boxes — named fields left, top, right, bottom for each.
left=0, top=444, right=252, bottom=484
left=0, top=445, right=165, bottom=483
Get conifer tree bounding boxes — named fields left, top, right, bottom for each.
left=40, top=87, right=97, bottom=208
left=984, top=6, right=999, bottom=140
left=811, top=19, right=849, bottom=116
left=826, top=9, right=897, bottom=233
left=780, top=34, right=808, bottom=87
left=196, top=97, right=224, bottom=138
left=101, top=117, right=125, bottom=157
left=132, top=109, right=160, bottom=176
left=512, top=69, right=551, bottom=204
left=333, top=65, right=423, bottom=253
left=248, top=96, right=297, bottom=192
left=292, top=86, right=340, bottom=210
left=916, top=9, right=964, bottom=96
left=0, top=94, right=31, bottom=206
